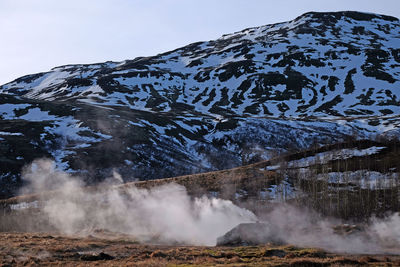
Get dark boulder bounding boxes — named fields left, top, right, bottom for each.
left=80, top=252, right=115, bottom=261
left=216, top=222, right=285, bottom=246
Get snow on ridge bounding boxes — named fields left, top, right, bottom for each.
left=10, top=201, right=39, bottom=211
left=315, top=171, right=399, bottom=189
left=0, top=131, right=23, bottom=136
left=0, top=104, right=31, bottom=119
left=288, top=146, right=386, bottom=168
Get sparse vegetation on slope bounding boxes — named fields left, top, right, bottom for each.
left=0, top=232, right=398, bottom=266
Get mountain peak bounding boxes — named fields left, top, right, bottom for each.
left=297, top=11, right=399, bottom=23
left=218, top=10, right=400, bottom=45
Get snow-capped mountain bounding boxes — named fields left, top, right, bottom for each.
left=2, top=11, right=400, bottom=117
left=0, top=11, right=399, bottom=197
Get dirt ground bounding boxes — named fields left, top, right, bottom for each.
left=0, top=232, right=399, bottom=266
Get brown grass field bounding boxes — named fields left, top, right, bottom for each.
left=0, top=232, right=399, bottom=266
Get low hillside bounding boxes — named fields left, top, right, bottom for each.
left=1, top=138, right=399, bottom=225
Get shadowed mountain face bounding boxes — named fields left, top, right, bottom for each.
left=0, top=11, right=399, bottom=198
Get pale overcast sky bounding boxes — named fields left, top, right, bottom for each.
left=1, top=0, right=399, bottom=85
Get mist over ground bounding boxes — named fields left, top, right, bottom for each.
left=12, top=159, right=400, bottom=253
left=20, top=159, right=257, bottom=245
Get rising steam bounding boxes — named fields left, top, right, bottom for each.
left=257, top=205, right=400, bottom=254
left=17, top=159, right=400, bottom=253
left=20, top=159, right=257, bottom=245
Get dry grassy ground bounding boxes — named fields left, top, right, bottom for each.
left=0, top=232, right=399, bottom=266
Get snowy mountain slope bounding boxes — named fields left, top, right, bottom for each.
left=1, top=93, right=376, bottom=198
left=2, top=11, right=399, bottom=119
left=0, top=11, right=400, bottom=197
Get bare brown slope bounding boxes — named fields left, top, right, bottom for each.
left=0, top=159, right=276, bottom=206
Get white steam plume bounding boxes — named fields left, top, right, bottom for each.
left=20, top=159, right=257, bottom=245
left=257, top=205, right=400, bottom=254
